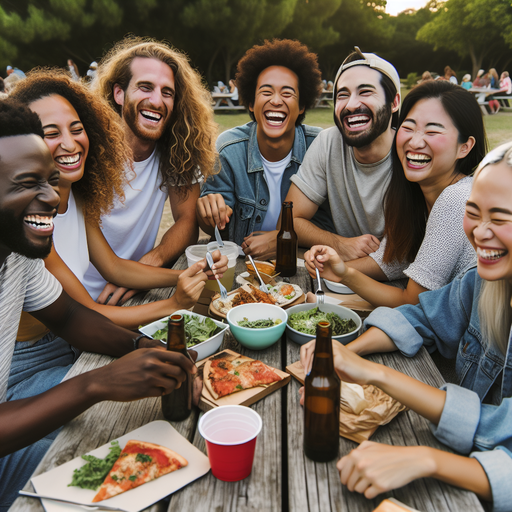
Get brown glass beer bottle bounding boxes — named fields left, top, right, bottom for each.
left=275, top=201, right=298, bottom=277
left=161, top=313, right=192, bottom=421
left=303, top=320, right=340, bottom=462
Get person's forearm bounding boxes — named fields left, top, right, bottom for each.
left=346, top=327, right=398, bottom=356
left=346, top=256, right=388, bottom=281
left=370, top=364, right=446, bottom=424
left=428, top=448, right=492, bottom=501
left=148, top=217, right=199, bottom=267
left=294, top=217, right=343, bottom=250
left=0, top=369, right=103, bottom=456
left=341, top=267, right=417, bottom=308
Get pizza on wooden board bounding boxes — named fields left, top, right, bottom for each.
left=203, top=353, right=283, bottom=400
left=92, top=440, right=187, bottom=502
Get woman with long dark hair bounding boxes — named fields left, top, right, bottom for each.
left=305, top=80, right=487, bottom=308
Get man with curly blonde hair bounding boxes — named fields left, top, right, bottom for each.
left=197, top=39, right=333, bottom=260
left=84, top=36, right=217, bottom=304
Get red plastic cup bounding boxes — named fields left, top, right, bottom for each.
left=198, top=405, right=262, bottom=481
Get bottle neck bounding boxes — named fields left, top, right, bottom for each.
left=167, top=315, right=186, bottom=352
left=280, top=204, right=294, bottom=232
left=311, top=322, right=334, bottom=373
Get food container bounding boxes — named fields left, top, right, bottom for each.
left=186, top=241, right=238, bottom=292
left=139, top=310, right=228, bottom=360
left=286, top=303, right=362, bottom=346
left=226, top=303, right=288, bottom=350
left=323, top=278, right=354, bottom=295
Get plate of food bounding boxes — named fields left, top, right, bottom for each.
left=30, top=421, right=210, bottom=512
left=139, top=310, right=228, bottom=360
left=195, top=349, right=291, bottom=412
left=209, top=282, right=304, bottom=318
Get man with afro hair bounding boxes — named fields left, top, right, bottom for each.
left=197, top=39, right=333, bottom=259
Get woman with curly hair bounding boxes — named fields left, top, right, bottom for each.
left=197, top=39, right=333, bottom=259
left=11, top=70, right=227, bottom=341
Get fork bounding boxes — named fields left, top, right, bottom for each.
left=205, top=243, right=228, bottom=300
left=246, top=254, right=270, bottom=294
left=214, top=224, right=224, bottom=248
left=315, top=267, right=325, bottom=306
left=19, top=491, right=128, bottom=511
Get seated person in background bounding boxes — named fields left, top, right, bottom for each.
left=11, top=70, right=227, bottom=335
left=229, top=78, right=239, bottom=106
left=473, top=69, right=489, bottom=87
left=305, top=81, right=485, bottom=308
left=461, top=73, right=473, bottom=90
left=0, top=100, right=196, bottom=509
left=444, top=65, right=458, bottom=84
left=285, top=47, right=401, bottom=261
left=419, top=70, right=433, bottom=83
left=345, top=141, right=512, bottom=405
left=499, top=71, right=512, bottom=107
left=197, top=38, right=333, bottom=259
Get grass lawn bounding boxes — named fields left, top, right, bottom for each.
left=157, top=106, right=512, bottom=242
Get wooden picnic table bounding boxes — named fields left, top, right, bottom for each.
left=314, top=90, right=333, bottom=109
left=12, top=256, right=484, bottom=512
left=211, top=92, right=245, bottom=111
left=468, top=87, right=501, bottom=116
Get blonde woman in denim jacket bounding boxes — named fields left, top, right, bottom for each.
left=301, top=142, right=512, bottom=511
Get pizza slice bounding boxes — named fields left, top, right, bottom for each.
left=92, top=440, right=187, bottom=502
left=204, top=356, right=283, bottom=399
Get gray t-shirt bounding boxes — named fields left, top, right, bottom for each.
left=0, top=254, right=62, bottom=403
left=290, top=126, right=392, bottom=238
left=370, top=176, right=475, bottom=290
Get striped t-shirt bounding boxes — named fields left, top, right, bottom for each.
left=0, top=253, right=62, bottom=403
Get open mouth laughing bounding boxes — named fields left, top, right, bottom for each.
left=477, top=247, right=508, bottom=262
left=140, top=110, right=163, bottom=123
left=344, top=114, right=371, bottom=130
left=24, top=215, right=54, bottom=232
left=55, top=153, right=82, bottom=169
left=264, top=111, right=287, bottom=126
left=406, top=152, right=432, bottom=168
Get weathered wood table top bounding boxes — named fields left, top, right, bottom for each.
left=11, top=256, right=484, bottom=512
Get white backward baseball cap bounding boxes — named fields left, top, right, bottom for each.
left=334, top=46, right=401, bottom=104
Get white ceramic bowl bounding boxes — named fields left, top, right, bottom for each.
left=139, top=310, right=228, bottom=360
left=286, top=303, right=361, bottom=345
left=226, top=303, right=288, bottom=350
left=323, top=278, right=354, bottom=295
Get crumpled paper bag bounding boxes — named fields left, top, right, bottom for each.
left=286, top=360, right=407, bottom=444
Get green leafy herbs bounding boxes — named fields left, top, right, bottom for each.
left=68, top=441, right=121, bottom=490
left=148, top=314, right=222, bottom=347
left=237, top=317, right=282, bottom=329
left=288, top=307, right=357, bottom=336
left=135, top=453, right=152, bottom=464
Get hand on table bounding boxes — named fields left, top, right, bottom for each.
left=305, top=245, right=348, bottom=283
left=337, top=441, right=434, bottom=498
left=196, top=193, right=233, bottom=230
left=242, top=231, right=277, bottom=260
left=95, top=348, right=197, bottom=401
left=332, top=234, right=380, bottom=261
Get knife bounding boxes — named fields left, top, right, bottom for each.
left=19, top=490, right=129, bottom=511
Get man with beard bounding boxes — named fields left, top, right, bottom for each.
left=285, top=47, right=400, bottom=261
left=0, top=100, right=196, bottom=510
left=82, top=37, right=217, bottom=304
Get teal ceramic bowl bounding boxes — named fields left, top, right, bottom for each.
left=227, top=303, right=288, bottom=350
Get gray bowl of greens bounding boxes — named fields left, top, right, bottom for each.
left=286, top=303, right=361, bottom=345
left=139, top=310, right=228, bottom=360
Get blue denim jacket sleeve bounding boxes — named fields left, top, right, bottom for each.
left=431, top=384, right=512, bottom=512
left=364, top=268, right=477, bottom=358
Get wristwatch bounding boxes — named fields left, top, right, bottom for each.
left=132, top=334, right=151, bottom=351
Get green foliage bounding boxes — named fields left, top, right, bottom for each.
left=405, top=72, right=419, bottom=88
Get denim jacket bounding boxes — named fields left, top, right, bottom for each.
left=364, top=267, right=512, bottom=404
left=432, top=384, right=512, bottom=512
left=200, top=122, right=333, bottom=245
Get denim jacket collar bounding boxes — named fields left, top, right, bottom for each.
left=247, top=122, right=307, bottom=174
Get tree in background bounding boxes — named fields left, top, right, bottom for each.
left=417, top=0, right=512, bottom=79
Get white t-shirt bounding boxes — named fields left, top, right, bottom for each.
left=369, top=176, right=475, bottom=290
left=53, top=190, right=90, bottom=283
left=0, top=254, right=62, bottom=402
left=260, top=150, right=292, bottom=231
left=82, top=150, right=202, bottom=300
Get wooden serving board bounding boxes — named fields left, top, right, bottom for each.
left=196, top=349, right=290, bottom=412
left=208, top=286, right=306, bottom=319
